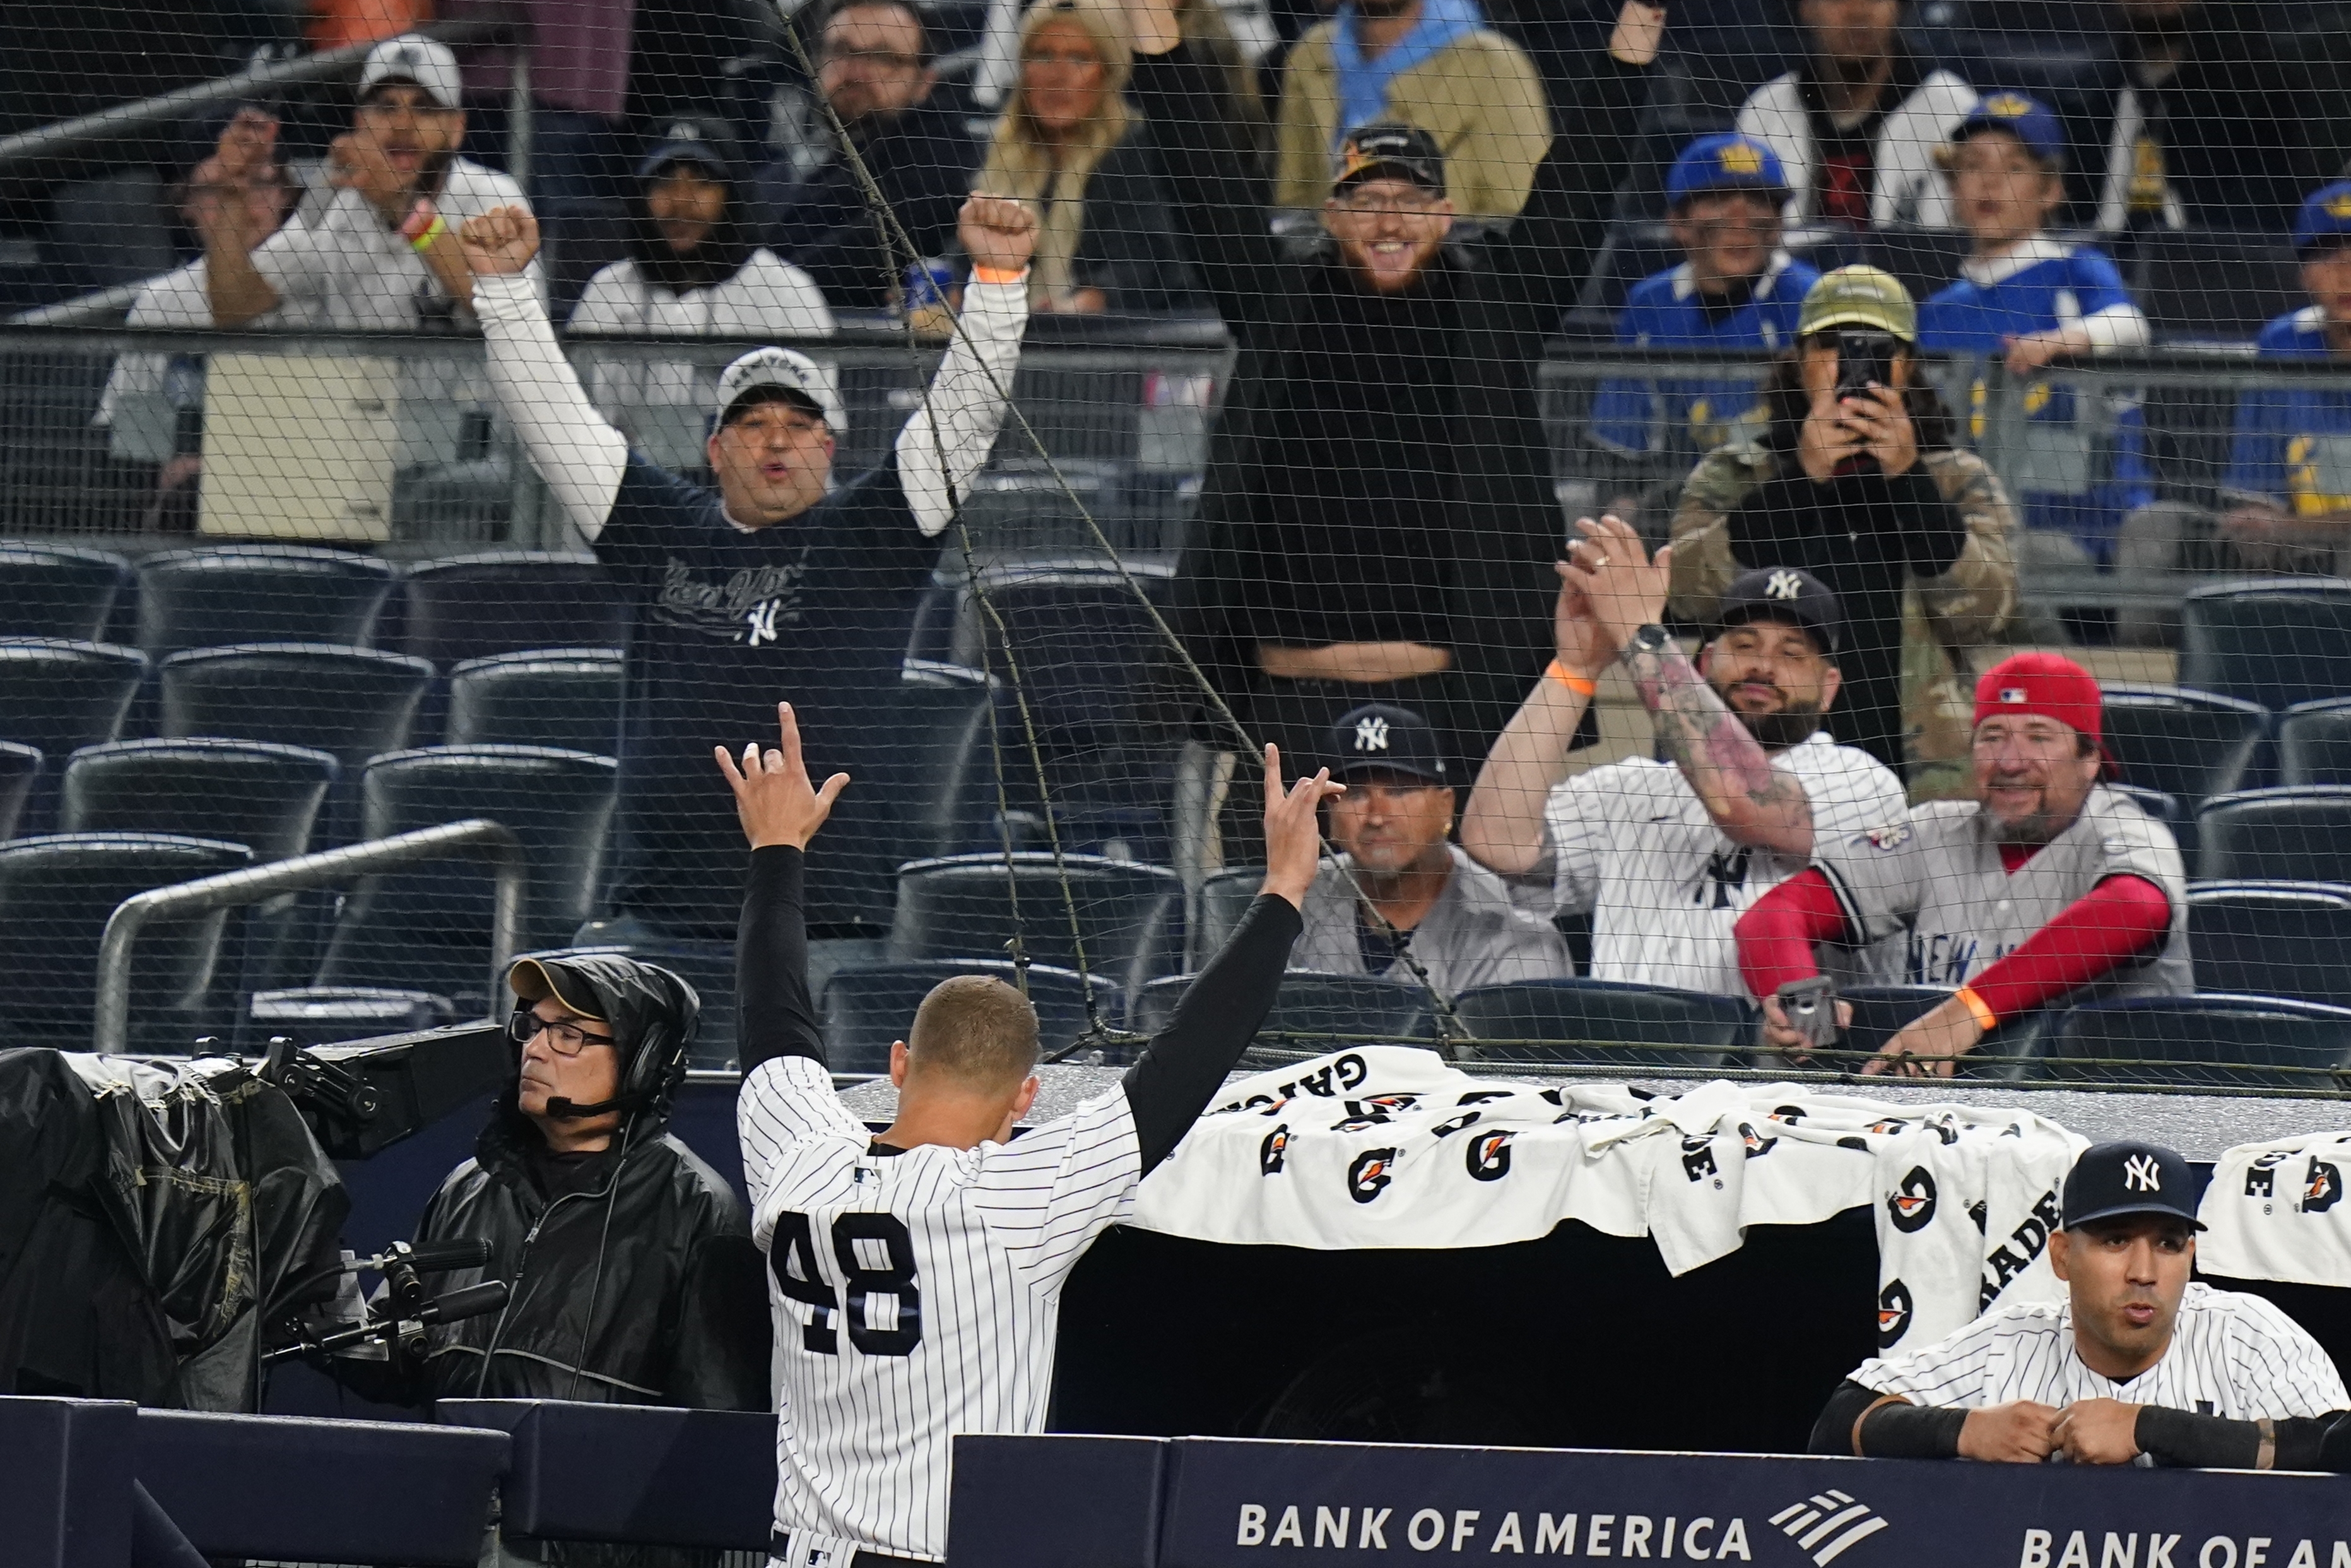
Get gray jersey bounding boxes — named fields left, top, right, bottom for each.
left=1815, top=786, right=2191, bottom=998
left=1292, top=846, right=1573, bottom=994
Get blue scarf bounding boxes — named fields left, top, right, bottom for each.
left=1329, top=0, right=1485, bottom=150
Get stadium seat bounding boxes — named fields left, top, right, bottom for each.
left=2109, top=785, right=2180, bottom=834
left=0, top=638, right=146, bottom=758
left=0, top=543, right=131, bottom=641
left=2195, top=787, right=2351, bottom=883
left=303, top=746, right=620, bottom=1011
left=1836, top=984, right=2051, bottom=1080
left=2184, top=880, right=2351, bottom=1010
left=134, top=545, right=396, bottom=659
left=399, top=552, right=627, bottom=667
left=2177, top=581, right=2351, bottom=714
left=1193, top=866, right=1265, bottom=965
left=158, top=643, right=433, bottom=774
left=2277, top=697, right=2351, bottom=786
left=247, top=986, right=457, bottom=1047
left=1133, top=969, right=1435, bottom=1064
left=0, top=832, right=251, bottom=1049
left=445, top=649, right=623, bottom=755
left=820, top=959, right=1121, bottom=1074
left=0, top=743, right=39, bottom=840
left=2099, top=683, right=2270, bottom=858
left=2029, top=993, right=2351, bottom=1090
left=61, top=738, right=338, bottom=861
left=887, top=852, right=1184, bottom=1007
left=1449, top=979, right=1751, bottom=1070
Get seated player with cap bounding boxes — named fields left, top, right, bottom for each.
left=1589, top=134, right=1823, bottom=486
left=1813, top=1140, right=2349, bottom=1467
left=1291, top=703, right=1572, bottom=994
left=1737, top=652, right=2189, bottom=1073
left=1461, top=528, right=1906, bottom=1000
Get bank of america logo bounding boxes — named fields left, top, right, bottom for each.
left=1769, top=1490, right=1887, bottom=1565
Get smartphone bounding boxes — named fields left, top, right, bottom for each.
left=1834, top=329, right=1897, bottom=398
left=1776, top=975, right=1841, bottom=1052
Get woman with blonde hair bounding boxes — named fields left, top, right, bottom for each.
left=974, top=0, right=1201, bottom=314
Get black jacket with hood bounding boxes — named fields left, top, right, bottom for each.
left=339, top=955, right=770, bottom=1410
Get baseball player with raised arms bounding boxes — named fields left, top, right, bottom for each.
left=1460, top=516, right=1906, bottom=998
left=1737, top=651, right=2189, bottom=1075
left=1813, top=1140, right=2348, bottom=1467
left=717, top=704, right=1336, bottom=1567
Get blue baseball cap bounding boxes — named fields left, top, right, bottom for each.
left=1665, top=134, right=1788, bottom=207
left=1952, top=91, right=2066, bottom=168
left=2294, top=181, right=2351, bottom=257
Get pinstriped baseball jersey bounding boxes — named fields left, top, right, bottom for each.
left=739, top=1055, right=1141, bottom=1563
left=1815, top=785, right=2193, bottom=997
left=1849, top=1282, right=2348, bottom=1418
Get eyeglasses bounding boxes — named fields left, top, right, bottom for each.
left=509, top=1009, right=616, bottom=1056
left=1329, top=191, right=1446, bottom=216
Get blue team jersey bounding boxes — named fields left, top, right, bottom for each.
left=1919, top=238, right=2154, bottom=558
left=2224, top=306, right=2351, bottom=515
left=1589, top=252, right=1820, bottom=457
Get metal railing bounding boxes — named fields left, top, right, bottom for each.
left=93, top=818, right=524, bottom=1055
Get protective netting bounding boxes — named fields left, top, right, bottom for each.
left=4, top=0, right=2351, bottom=1092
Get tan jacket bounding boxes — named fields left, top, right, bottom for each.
left=1667, top=437, right=2019, bottom=798
left=1273, top=25, right=1552, bottom=221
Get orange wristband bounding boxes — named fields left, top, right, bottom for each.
left=1955, top=986, right=1998, bottom=1032
left=1545, top=658, right=1596, bottom=697
left=971, top=265, right=1025, bottom=285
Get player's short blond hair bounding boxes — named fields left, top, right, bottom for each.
left=907, top=975, right=1040, bottom=1088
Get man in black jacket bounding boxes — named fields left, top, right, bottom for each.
left=333, top=953, right=768, bottom=1409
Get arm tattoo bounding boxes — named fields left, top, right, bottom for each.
left=1622, top=644, right=1815, bottom=837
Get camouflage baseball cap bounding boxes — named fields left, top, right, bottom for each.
left=1796, top=265, right=1918, bottom=345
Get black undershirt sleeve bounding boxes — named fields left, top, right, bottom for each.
left=1810, top=1380, right=1967, bottom=1459
left=2135, top=1406, right=2347, bottom=1471
left=737, top=844, right=825, bottom=1075
left=1122, top=893, right=1305, bottom=1172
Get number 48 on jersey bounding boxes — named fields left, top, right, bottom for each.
left=771, top=1210, right=924, bottom=1355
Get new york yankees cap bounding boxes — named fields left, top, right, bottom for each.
left=360, top=34, right=463, bottom=110
left=1327, top=703, right=1449, bottom=785
left=2063, top=1140, right=2204, bottom=1232
left=716, top=346, right=848, bottom=433
left=1716, top=566, right=1842, bottom=654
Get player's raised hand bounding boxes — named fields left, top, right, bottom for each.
left=2051, top=1398, right=2142, bottom=1465
left=959, top=194, right=1039, bottom=275
left=1259, top=743, right=1344, bottom=911
left=459, top=205, right=541, bottom=278
left=715, top=702, right=851, bottom=851
left=1958, top=1400, right=2059, bottom=1463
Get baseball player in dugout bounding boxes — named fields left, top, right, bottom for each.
left=1292, top=703, right=1572, bottom=993
left=716, top=703, right=1336, bottom=1567
left=1737, top=651, right=2189, bottom=1075
left=1813, top=1141, right=2350, bottom=1466
left=1459, top=523, right=1905, bottom=999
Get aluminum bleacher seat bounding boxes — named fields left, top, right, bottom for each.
left=134, top=545, right=394, bottom=659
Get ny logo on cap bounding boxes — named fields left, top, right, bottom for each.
left=2124, top=1154, right=2161, bottom=1193
left=666, top=122, right=702, bottom=142
left=1355, top=716, right=1390, bottom=752
left=390, top=44, right=425, bottom=73
left=1999, top=687, right=2027, bottom=704
left=1765, top=570, right=1805, bottom=601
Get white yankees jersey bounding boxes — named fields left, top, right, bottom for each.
left=1543, top=733, right=1906, bottom=996
left=1850, top=1282, right=2349, bottom=1420
left=739, top=1056, right=1141, bottom=1562
left=1815, top=785, right=2192, bottom=998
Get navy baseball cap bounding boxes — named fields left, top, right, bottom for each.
left=1952, top=91, right=2066, bottom=169
left=1333, top=122, right=1445, bottom=197
left=2294, top=180, right=2351, bottom=257
left=2063, top=1140, right=2205, bottom=1232
left=638, top=118, right=739, bottom=183
left=1665, top=134, right=1789, bottom=206
left=1328, top=704, right=1449, bottom=785
left=1716, top=567, right=1843, bottom=655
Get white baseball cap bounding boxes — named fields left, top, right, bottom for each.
left=716, top=348, right=847, bottom=434
left=361, top=34, right=464, bottom=111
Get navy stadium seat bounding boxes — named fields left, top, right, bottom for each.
left=446, top=649, right=623, bottom=755
left=0, top=639, right=146, bottom=758
left=1450, top=979, right=1750, bottom=1070
left=2184, top=880, right=2351, bottom=1010
left=61, top=738, right=338, bottom=861
left=1835, top=984, right=2051, bottom=1080
left=2195, top=787, right=2351, bottom=883
left=1192, top=866, right=1266, bottom=966
left=0, top=543, right=131, bottom=641
left=0, top=832, right=251, bottom=1049
left=2099, top=683, right=2270, bottom=858
left=2277, top=697, right=2351, bottom=786
left=2178, top=581, right=2351, bottom=714
left=887, top=852, right=1184, bottom=1009
left=0, top=743, right=39, bottom=839
left=820, top=959, right=1121, bottom=1074
left=134, top=545, right=395, bottom=658
left=1133, top=969, right=1435, bottom=1065
left=2029, top=993, right=2351, bottom=1090
left=2110, top=785, right=2180, bottom=834
left=400, top=552, right=627, bottom=667
left=158, top=644, right=432, bottom=774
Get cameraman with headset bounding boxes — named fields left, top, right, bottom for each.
left=1668, top=266, right=2018, bottom=788
left=329, top=954, right=769, bottom=1409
